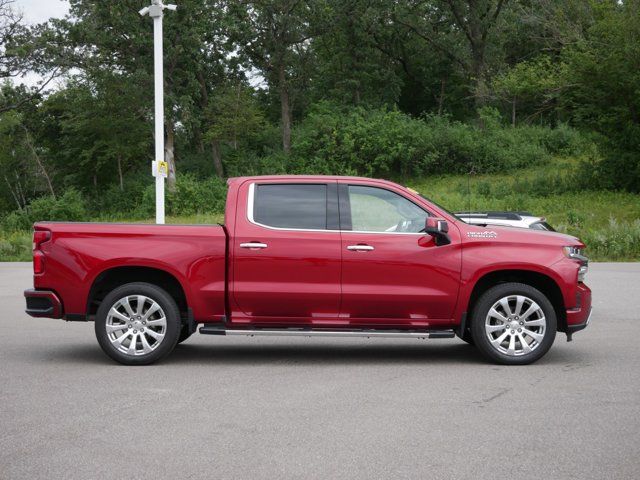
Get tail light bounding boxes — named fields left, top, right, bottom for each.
left=33, top=229, right=51, bottom=274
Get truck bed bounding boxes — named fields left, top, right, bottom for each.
left=32, top=222, right=227, bottom=323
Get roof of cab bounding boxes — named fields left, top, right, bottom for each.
left=228, top=174, right=388, bottom=184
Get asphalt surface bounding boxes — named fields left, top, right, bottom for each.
left=1, top=262, right=639, bottom=479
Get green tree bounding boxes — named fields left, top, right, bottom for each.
left=397, top=0, right=510, bottom=112
left=36, top=78, right=150, bottom=192
left=493, top=55, right=568, bottom=126
left=58, top=0, right=233, bottom=189
left=561, top=0, right=640, bottom=191
left=204, top=82, right=266, bottom=176
left=226, top=0, right=319, bottom=154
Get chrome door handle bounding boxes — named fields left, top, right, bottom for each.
left=240, top=242, right=268, bottom=249
left=347, top=245, right=374, bottom=251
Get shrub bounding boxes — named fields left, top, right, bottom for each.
left=1, top=188, right=87, bottom=231
left=578, top=219, right=640, bottom=261
left=89, top=177, right=149, bottom=218
left=267, top=103, right=592, bottom=179
left=0, top=230, right=32, bottom=261
left=137, top=174, right=227, bottom=217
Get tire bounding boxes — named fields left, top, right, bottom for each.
left=177, top=324, right=194, bottom=344
left=95, top=282, right=181, bottom=365
left=459, top=331, right=475, bottom=346
left=471, top=282, right=556, bottom=365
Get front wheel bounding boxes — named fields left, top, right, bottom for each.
left=471, top=283, right=557, bottom=365
left=95, top=282, right=181, bottom=365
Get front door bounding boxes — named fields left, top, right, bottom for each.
left=338, top=182, right=461, bottom=328
left=231, top=180, right=342, bottom=324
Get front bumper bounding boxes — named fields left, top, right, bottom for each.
left=567, top=307, right=592, bottom=335
left=24, top=289, right=63, bottom=318
left=565, top=282, right=592, bottom=340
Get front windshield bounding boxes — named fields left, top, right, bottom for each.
left=409, top=189, right=459, bottom=220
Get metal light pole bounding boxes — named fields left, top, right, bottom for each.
left=139, top=1, right=177, bottom=224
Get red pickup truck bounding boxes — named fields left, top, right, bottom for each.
left=24, top=175, right=591, bottom=365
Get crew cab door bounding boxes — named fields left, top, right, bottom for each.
left=230, top=180, right=341, bottom=324
left=338, top=182, right=462, bottom=327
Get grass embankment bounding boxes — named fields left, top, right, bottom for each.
left=408, top=161, right=640, bottom=261
left=1, top=162, right=638, bottom=261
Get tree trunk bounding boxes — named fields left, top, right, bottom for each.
left=117, top=155, right=124, bottom=191
left=278, top=63, right=292, bottom=154
left=512, top=96, right=517, bottom=127
left=232, top=83, right=240, bottom=149
left=4, top=174, right=22, bottom=210
left=165, top=122, right=176, bottom=192
left=438, top=78, right=446, bottom=115
left=195, top=71, right=210, bottom=157
left=23, top=126, right=55, bottom=198
left=211, top=141, right=223, bottom=178
left=472, top=56, right=488, bottom=111
left=15, top=172, right=26, bottom=207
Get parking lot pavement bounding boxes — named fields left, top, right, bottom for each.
left=1, top=262, right=639, bottom=479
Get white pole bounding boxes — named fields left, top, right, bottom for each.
left=153, top=12, right=165, bottom=225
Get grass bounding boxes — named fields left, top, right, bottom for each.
left=0, top=214, right=225, bottom=262
left=406, top=162, right=640, bottom=261
left=1, top=160, right=639, bottom=261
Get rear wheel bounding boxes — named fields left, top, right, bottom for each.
left=95, top=282, right=181, bottom=365
left=471, top=283, right=556, bottom=365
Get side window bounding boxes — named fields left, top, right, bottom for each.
left=346, top=185, right=428, bottom=233
left=253, top=184, right=328, bottom=230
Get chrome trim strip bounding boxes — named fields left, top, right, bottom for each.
left=246, top=182, right=427, bottom=236
left=247, top=183, right=340, bottom=233
left=224, top=329, right=444, bottom=339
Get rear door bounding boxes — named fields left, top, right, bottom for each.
left=231, top=180, right=342, bottom=324
left=338, top=182, right=462, bottom=327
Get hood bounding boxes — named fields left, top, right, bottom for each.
left=456, top=221, right=584, bottom=248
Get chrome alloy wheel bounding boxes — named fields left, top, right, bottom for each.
left=106, top=295, right=167, bottom=356
left=484, top=295, right=546, bottom=356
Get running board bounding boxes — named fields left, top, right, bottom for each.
left=199, top=326, right=455, bottom=339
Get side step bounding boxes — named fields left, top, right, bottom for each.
left=199, top=326, right=455, bottom=339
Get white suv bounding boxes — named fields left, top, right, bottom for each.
left=455, top=211, right=555, bottom=231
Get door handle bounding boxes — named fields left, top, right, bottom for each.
left=240, top=242, right=268, bottom=249
left=347, top=245, right=374, bottom=251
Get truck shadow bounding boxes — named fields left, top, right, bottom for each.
left=166, top=342, right=486, bottom=366
left=32, top=340, right=580, bottom=366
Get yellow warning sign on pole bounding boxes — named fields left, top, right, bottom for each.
left=157, top=161, right=168, bottom=178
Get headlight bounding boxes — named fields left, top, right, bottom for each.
left=563, top=246, right=585, bottom=259
left=564, top=246, right=588, bottom=283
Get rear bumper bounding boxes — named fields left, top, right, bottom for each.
left=24, top=289, right=63, bottom=318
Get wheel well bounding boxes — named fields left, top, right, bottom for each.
left=87, top=267, right=188, bottom=323
left=467, top=270, right=567, bottom=332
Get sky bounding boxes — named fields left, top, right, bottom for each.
left=10, top=0, right=266, bottom=89
left=11, top=1, right=67, bottom=87
left=13, top=0, right=70, bottom=24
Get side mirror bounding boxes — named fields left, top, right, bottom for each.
left=424, top=217, right=451, bottom=246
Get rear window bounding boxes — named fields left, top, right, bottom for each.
left=253, top=184, right=328, bottom=230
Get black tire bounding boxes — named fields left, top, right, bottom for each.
left=459, top=330, right=475, bottom=346
left=177, top=324, right=194, bottom=344
left=95, top=282, right=181, bottom=365
left=471, top=282, right=556, bottom=365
